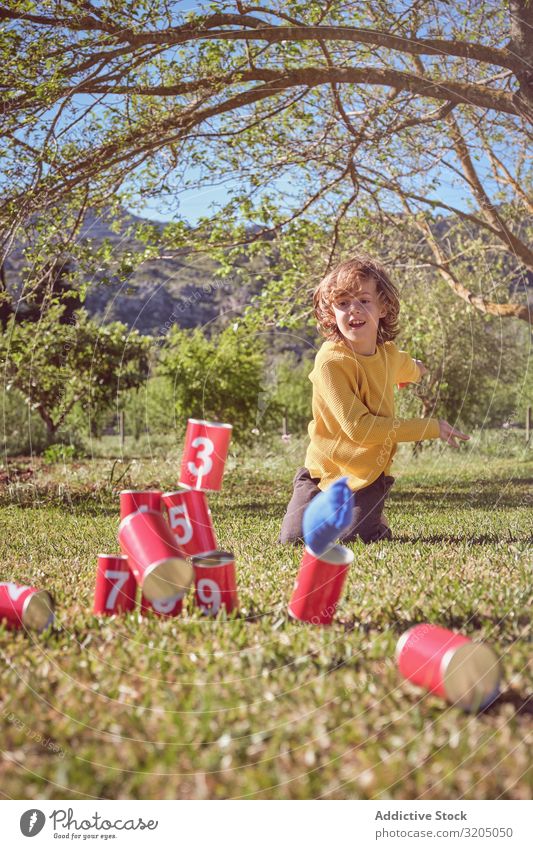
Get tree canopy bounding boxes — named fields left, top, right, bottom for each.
left=0, top=0, right=531, bottom=326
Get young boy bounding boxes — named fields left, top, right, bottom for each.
left=279, top=254, right=469, bottom=545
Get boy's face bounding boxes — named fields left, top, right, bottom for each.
left=331, top=277, right=387, bottom=355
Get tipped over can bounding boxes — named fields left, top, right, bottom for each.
left=118, top=508, right=193, bottom=603
left=0, top=581, right=54, bottom=631
left=396, top=624, right=501, bottom=712
left=288, top=544, right=353, bottom=625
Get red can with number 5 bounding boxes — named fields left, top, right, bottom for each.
left=93, top=554, right=137, bottom=615
left=162, top=489, right=217, bottom=556
left=191, top=550, right=238, bottom=616
left=179, top=419, right=232, bottom=491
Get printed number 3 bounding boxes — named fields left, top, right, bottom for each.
left=187, top=436, right=214, bottom=478
left=197, top=578, right=221, bottom=615
left=105, top=570, right=129, bottom=610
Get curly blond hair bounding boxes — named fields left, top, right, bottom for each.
left=313, top=254, right=400, bottom=344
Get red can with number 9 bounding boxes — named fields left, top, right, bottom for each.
left=191, top=550, right=238, bottom=616
left=179, top=419, right=232, bottom=491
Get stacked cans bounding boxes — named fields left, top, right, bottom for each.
left=94, top=418, right=238, bottom=619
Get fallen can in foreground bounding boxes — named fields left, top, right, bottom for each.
left=191, top=550, right=238, bottom=615
left=93, top=554, right=137, bottom=615
left=288, top=544, right=353, bottom=625
left=0, top=581, right=54, bottom=631
left=396, top=623, right=501, bottom=712
left=118, top=509, right=193, bottom=603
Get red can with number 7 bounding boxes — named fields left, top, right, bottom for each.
left=179, top=419, right=232, bottom=491
left=191, top=550, right=238, bottom=616
left=93, top=554, right=137, bottom=615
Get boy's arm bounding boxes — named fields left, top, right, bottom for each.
left=318, top=360, right=440, bottom=446
left=396, top=349, right=426, bottom=383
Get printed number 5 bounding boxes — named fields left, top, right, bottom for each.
left=197, top=578, right=221, bottom=615
left=187, top=436, right=214, bottom=478
left=168, top=503, right=193, bottom=545
left=105, top=570, right=129, bottom=610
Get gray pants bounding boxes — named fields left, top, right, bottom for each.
left=278, top=467, right=395, bottom=545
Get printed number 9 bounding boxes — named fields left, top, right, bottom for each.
left=197, top=578, right=221, bottom=615
left=187, top=436, right=214, bottom=478
left=168, top=504, right=193, bottom=545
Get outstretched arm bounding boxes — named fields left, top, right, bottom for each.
left=317, top=359, right=440, bottom=445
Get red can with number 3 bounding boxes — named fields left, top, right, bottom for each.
left=93, top=554, right=137, bottom=615
left=191, top=550, right=238, bottom=616
left=179, top=419, right=232, bottom=491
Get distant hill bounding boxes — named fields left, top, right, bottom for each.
left=4, top=207, right=268, bottom=336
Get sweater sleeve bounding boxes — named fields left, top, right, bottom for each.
left=318, top=359, right=440, bottom=446
left=395, top=348, right=422, bottom=383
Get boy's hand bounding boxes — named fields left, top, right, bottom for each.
left=415, top=359, right=429, bottom=378
left=438, top=419, right=470, bottom=448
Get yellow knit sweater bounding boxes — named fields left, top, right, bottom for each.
left=305, top=340, right=441, bottom=491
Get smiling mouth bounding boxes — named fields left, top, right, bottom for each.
left=349, top=320, right=366, bottom=328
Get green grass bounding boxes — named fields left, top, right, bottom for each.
left=0, top=434, right=531, bottom=800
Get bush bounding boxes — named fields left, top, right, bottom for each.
left=158, top=325, right=272, bottom=443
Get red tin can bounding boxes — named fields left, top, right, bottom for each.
left=191, top=550, right=238, bottom=616
left=179, top=419, right=232, bottom=491
left=162, top=489, right=217, bottom=556
left=397, top=382, right=408, bottom=389
left=120, top=490, right=162, bottom=520
left=118, top=509, right=193, bottom=602
left=0, top=581, right=54, bottom=631
left=396, top=624, right=501, bottom=711
left=288, top=545, right=353, bottom=625
left=140, top=593, right=184, bottom=618
left=93, top=554, right=137, bottom=615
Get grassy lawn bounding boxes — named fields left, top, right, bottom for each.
left=0, top=434, right=531, bottom=800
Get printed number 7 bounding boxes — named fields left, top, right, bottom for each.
left=197, top=578, right=221, bottom=615
left=187, top=436, right=214, bottom=478
left=105, top=571, right=129, bottom=610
